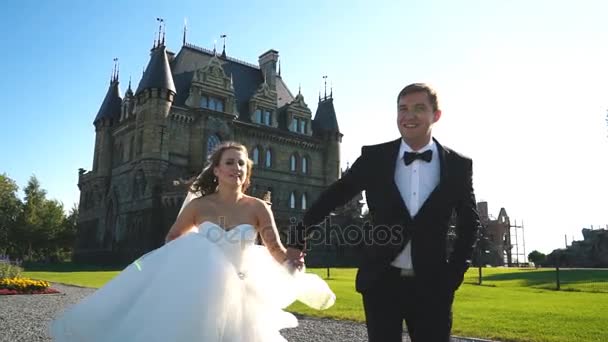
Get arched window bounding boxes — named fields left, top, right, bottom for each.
left=301, top=193, right=307, bottom=210
left=289, top=192, right=296, bottom=209
left=137, top=131, right=143, bottom=156
left=302, top=156, right=308, bottom=174
left=290, top=154, right=297, bottom=171
left=129, top=136, right=135, bottom=161
left=265, top=149, right=272, bottom=168
left=252, top=147, right=260, bottom=165
left=207, top=134, right=221, bottom=156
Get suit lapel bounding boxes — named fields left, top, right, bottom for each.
left=414, top=138, right=450, bottom=220
left=382, top=139, right=412, bottom=222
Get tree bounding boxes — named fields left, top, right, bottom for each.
left=52, top=203, right=78, bottom=261
left=528, top=250, right=546, bottom=267
left=0, top=173, right=22, bottom=256
left=16, top=175, right=66, bottom=261
left=1, top=174, right=80, bottom=262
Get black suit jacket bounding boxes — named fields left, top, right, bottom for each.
left=297, top=138, right=481, bottom=293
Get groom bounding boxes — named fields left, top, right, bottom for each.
left=290, top=83, right=481, bottom=341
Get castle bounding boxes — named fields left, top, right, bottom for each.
left=74, top=30, right=347, bottom=264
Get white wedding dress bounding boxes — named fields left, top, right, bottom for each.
left=50, top=221, right=336, bottom=341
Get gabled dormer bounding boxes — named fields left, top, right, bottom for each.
left=249, top=78, right=277, bottom=127
left=284, top=87, right=312, bottom=135
left=185, top=55, right=237, bottom=117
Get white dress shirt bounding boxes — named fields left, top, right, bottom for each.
left=391, top=138, right=440, bottom=273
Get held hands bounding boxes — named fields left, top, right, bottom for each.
left=284, top=247, right=306, bottom=273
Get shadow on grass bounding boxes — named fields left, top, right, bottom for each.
left=23, top=262, right=125, bottom=272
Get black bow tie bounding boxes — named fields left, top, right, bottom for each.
left=403, top=150, right=433, bottom=166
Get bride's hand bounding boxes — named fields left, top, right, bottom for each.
left=285, top=247, right=306, bottom=271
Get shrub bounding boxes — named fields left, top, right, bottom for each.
left=0, top=255, right=23, bottom=279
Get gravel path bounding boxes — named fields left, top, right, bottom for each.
left=0, top=283, right=494, bottom=342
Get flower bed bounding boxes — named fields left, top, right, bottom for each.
left=0, top=256, right=60, bottom=295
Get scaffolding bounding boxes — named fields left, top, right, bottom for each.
left=509, top=219, right=526, bottom=266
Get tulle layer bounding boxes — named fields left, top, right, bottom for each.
left=50, top=224, right=335, bottom=342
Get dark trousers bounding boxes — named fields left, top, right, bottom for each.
left=361, top=267, right=455, bottom=342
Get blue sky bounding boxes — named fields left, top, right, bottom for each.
left=1, top=0, right=608, bottom=255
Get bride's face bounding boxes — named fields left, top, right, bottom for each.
left=214, top=148, right=248, bottom=190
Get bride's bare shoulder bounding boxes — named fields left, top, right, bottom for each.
left=184, top=194, right=215, bottom=210
left=241, top=194, right=270, bottom=207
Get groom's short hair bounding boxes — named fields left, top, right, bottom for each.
left=397, top=83, right=440, bottom=112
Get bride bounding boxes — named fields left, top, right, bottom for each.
left=50, top=141, right=336, bottom=341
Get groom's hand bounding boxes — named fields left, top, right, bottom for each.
left=286, top=247, right=306, bottom=270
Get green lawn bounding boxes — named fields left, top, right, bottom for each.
left=23, top=265, right=608, bottom=342
left=23, top=263, right=120, bottom=288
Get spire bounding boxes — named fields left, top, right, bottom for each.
left=220, top=34, right=227, bottom=58
left=125, top=76, right=133, bottom=97
left=330, top=81, right=333, bottom=99
left=313, top=79, right=340, bottom=134
left=183, top=18, right=187, bottom=45
left=113, top=58, right=120, bottom=83
left=278, top=59, right=281, bottom=77
left=298, top=83, right=301, bottom=96
left=136, top=44, right=176, bottom=95
left=213, top=39, right=217, bottom=55
left=95, top=61, right=123, bottom=124
left=156, top=17, right=165, bottom=47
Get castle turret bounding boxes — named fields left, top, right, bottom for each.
left=313, top=89, right=342, bottom=184
left=92, top=68, right=122, bottom=176
left=134, top=38, right=176, bottom=161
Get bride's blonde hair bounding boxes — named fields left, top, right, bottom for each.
left=189, top=141, right=253, bottom=196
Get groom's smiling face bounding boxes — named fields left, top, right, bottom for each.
left=397, top=91, right=441, bottom=150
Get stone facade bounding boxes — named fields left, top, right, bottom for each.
left=547, top=227, right=608, bottom=267
left=475, top=201, right=512, bottom=266
left=74, top=37, right=345, bottom=265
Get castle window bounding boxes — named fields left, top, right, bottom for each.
left=289, top=191, right=296, bottom=209
left=252, top=147, right=260, bottom=165
left=301, top=193, right=307, bottom=210
left=290, top=118, right=298, bottom=132
left=255, top=108, right=273, bottom=126
left=265, top=149, right=272, bottom=168
left=207, top=134, right=221, bottom=156
left=129, top=136, right=135, bottom=161
left=119, top=142, right=124, bottom=164
left=137, top=130, right=143, bottom=156
left=201, top=95, right=225, bottom=112
left=290, top=117, right=307, bottom=134
left=290, top=154, right=297, bottom=172
left=302, top=156, right=308, bottom=174
left=254, top=109, right=262, bottom=123
left=299, top=119, right=306, bottom=134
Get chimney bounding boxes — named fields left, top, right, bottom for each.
left=477, top=201, right=489, bottom=220
left=258, top=49, right=278, bottom=90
